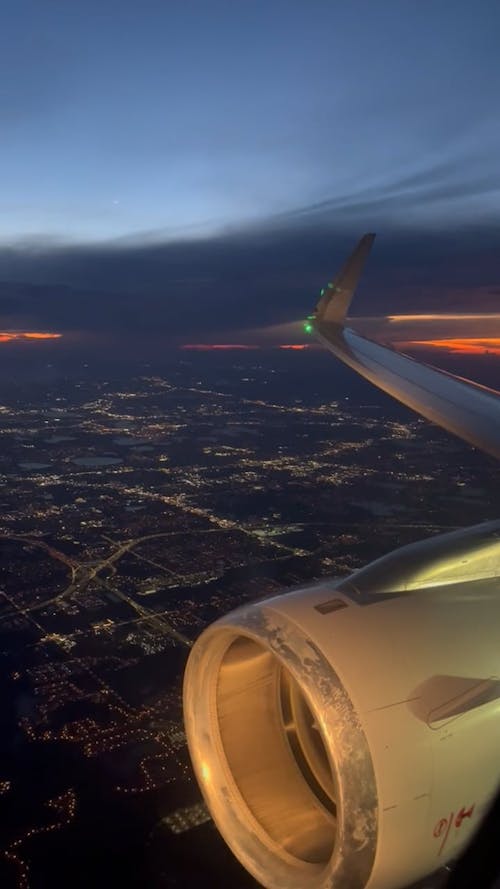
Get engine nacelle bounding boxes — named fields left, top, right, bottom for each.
left=183, top=522, right=500, bottom=888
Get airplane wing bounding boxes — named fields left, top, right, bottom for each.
left=313, top=233, right=500, bottom=461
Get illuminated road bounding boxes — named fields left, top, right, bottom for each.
left=0, top=531, right=193, bottom=646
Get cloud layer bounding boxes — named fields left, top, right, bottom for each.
left=0, top=215, right=499, bottom=349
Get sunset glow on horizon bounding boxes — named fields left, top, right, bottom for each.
left=387, top=314, right=500, bottom=323
left=0, top=332, right=62, bottom=343
left=181, top=343, right=316, bottom=351
left=397, top=338, right=500, bottom=356
left=181, top=344, right=259, bottom=351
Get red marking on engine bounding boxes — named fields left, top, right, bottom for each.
left=455, top=804, right=475, bottom=828
left=433, top=818, right=448, bottom=838
left=433, top=803, right=476, bottom=855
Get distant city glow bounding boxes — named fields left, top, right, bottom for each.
left=0, top=332, right=62, bottom=343
left=397, top=338, right=500, bottom=356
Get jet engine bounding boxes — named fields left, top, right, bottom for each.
left=183, top=521, right=500, bottom=889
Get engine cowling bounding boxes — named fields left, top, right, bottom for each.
left=183, top=522, right=500, bottom=888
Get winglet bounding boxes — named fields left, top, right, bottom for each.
left=315, top=233, right=376, bottom=324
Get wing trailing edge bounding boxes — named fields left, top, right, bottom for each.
left=313, top=235, right=500, bottom=461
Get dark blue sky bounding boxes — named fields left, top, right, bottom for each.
left=1, top=0, right=499, bottom=347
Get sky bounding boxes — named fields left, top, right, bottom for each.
left=1, top=0, right=500, bottom=358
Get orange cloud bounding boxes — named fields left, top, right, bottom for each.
left=397, top=338, right=500, bottom=356
left=0, top=331, right=62, bottom=343
left=388, top=314, right=500, bottom=323
left=181, top=343, right=318, bottom=351
left=23, top=332, right=62, bottom=340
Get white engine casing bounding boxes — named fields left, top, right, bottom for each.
left=183, top=522, right=500, bottom=889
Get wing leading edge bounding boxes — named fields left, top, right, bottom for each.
left=313, top=234, right=500, bottom=461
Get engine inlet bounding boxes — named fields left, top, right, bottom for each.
left=216, top=635, right=336, bottom=864
left=184, top=603, right=378, bottom=889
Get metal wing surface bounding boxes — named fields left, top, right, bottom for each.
left=314, top=234, right=500, bottom=461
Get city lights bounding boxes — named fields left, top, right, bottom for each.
left=0, top=362, right=497, bottom=888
